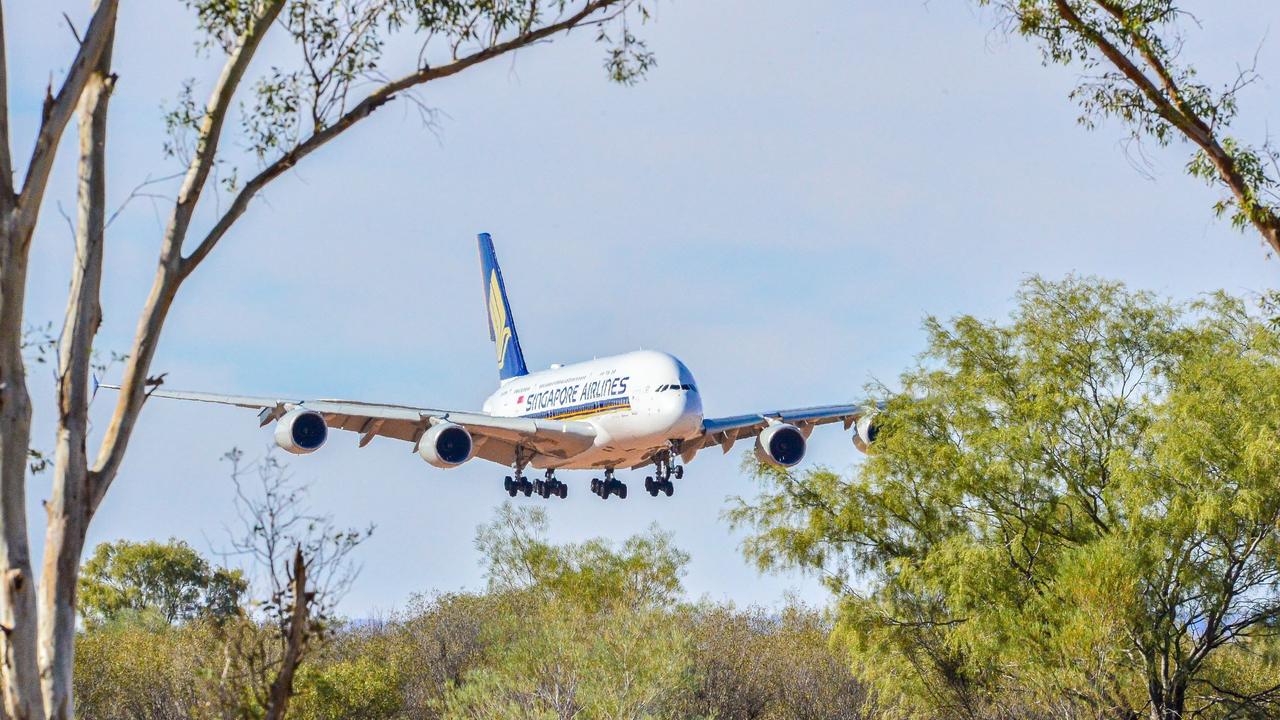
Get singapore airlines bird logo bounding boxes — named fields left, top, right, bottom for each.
left=489, top=271, right=512, bottom=368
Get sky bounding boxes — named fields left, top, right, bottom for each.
left=13, top=0, right=1280, bottom=616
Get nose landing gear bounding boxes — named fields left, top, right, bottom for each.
left=645, top=449, right=682, bottom=497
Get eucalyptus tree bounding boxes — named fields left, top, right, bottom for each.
left=0, top=1, right=655, bottom=718
left=976, top=0, right=1280, bottom=260
left=78, top=538, right=246, bottom=626
left=730, top=277, right=1280, bottom=720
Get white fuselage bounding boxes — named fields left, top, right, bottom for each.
left=481, top=350, right=703, bottom=470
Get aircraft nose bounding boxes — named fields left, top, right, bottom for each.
left=677, top=387, right=703, bottom=434
left=682, top=387, right=702, bottom=418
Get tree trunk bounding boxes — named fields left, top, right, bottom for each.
left=264, top=547, right=310, bottom=720
left=0, top=204, right=44, bottom=720
left=37, top=25, right=114, bottom=719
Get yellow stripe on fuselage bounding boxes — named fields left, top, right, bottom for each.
left=543, top=401, right=631, bottom=422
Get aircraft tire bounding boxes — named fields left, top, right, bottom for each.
left=503, top=477, right=513, bottom=493
left=662, top=481, right=673, bottom=497
left=644, top=477, right=654, bottom=493
left=558, top=483, right=568, bottom=499
left=674, top=466, right=684, bottom=480
left=521, top=480, right=532, bottom=497
left=617, top=483, right=628, bottom=500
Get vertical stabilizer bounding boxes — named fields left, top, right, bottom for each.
left=477, top=233, right=530, bottom=382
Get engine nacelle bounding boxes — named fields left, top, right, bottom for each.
left=755, top=423, right=807, bottom=467
left=274, top=409, right=328, bottom=455
left=418, top=422, right=474, bottom=468
left=853, top=414, right=879, bottom=454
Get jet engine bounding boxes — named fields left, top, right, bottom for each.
left=274, top=409, right=328, bottom=455
left=755, top=423, right=807, bottom=467
left=853, top=414, right=879, bottom=454
left=418, top=422, right=474, bottom=468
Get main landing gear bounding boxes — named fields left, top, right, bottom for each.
left=591, top=469, right=627, bottom=500
left=504, top=469, right=567, bottom=500
left=644, top=451, right=683, bottom=497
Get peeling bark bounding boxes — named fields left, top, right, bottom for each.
left=0, top=204, right=42, bottom=720
left=38, top=21, right=114, bottom=719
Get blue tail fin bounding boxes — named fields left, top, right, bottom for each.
left=477, top=233, right=529, bottom=382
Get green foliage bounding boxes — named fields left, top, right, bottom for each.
left=167, top=0, right=657, bottom=168
left=447, top=503, right=697, bottom=717
left=438, top=604, right=695, bottom=720
left=476, top=502, right=688, bottom=612
left=674, top=602, right=871, bottom=720
left=730, top=276, right=1280, bottom=719
left=73, top=503, right=873, bottom=720
left=292, top=653, right=404, bottom=720
left=78, top=538, right=247, bottom=626
left=74, top=619, right=218, bottom=720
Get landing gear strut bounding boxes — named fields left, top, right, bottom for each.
left=645, top=448, right=682, bottom=497
left=591, top=469, right=626, bottom=500
left=503, top=449, right=548, bottom=499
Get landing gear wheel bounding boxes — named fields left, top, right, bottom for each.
left=591, top=478, right=601, bottom=494
left=504, top=476, right=513, bottom=493
left=617, top=483, right=628, bottom=500
left=520, top=479, right=532, bottom=497
left=662, top=480, right=673, bottom=497
left=534, top=479, right=545, bottom=496
left=558, top=483, right=568, bottom=499
left=674, top=465, right=684, bottom=480
left=644, top=477, right=654, bottom=494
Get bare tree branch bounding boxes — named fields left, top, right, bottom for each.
left=87, top=0, right=286, bottom=512
left=0, top=6, right=13, bottom=202
left=1050, top=0, right=1280, bottom=257
left=14, top=0, right=118, bottom=239
left=182, top=0, right=619, bottom=275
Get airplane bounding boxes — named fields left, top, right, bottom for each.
left=114, top=233, right=880, bottom=500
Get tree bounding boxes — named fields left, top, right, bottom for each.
left=78, top=538, right=246, bottom=626
left=475, top=503, right=688, bottom=613
left=216, top=448, right=372, bottom=720
left=675, top=602, right=872, bottom=720
left=439, top=504, right=696, bottom=719
left=973, top=0, right=1280, bottom=260
left=0, top=1, right=655, bottom=718
left=437, top=605, right=695, bottom=720
left=73, top=620, right=214, bottom=720
left=729, top=277, right=1280, bottom=720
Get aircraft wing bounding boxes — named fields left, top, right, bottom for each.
left=669, top=403, right=870, bottom=464
left=123, top=387, right=597, bottom=465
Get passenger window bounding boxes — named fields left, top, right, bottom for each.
left=657, top=384, right=668, bottom=392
